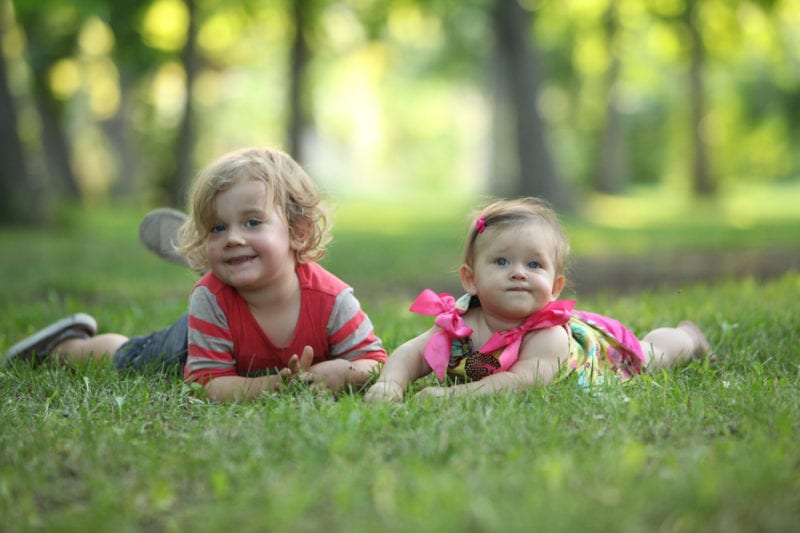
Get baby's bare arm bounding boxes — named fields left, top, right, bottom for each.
left=415, top=326, right=570, bottom=399
left=364, top=329, right=436, bottom=403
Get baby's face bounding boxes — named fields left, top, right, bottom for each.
left=463, top=221, right=563, bottom=323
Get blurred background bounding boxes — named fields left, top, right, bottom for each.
left=1, top=0, right=799, bottom=296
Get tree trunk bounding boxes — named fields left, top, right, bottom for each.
left=491, top=0, right=569, bottom=210
left=685, top=0, right=715, bottom=196
left=288, top=0, right=311, bottom=164
left=0, top=23, right=38, bottom=224
left=15, top=7, right=82, bottom=201
left=104, top=71, right=139, bottom=197
left=595, top=0, right=626, bottom=195
left=169, top=0, right=198, bottom=207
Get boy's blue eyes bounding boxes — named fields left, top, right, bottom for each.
left=210, top=219, right=263, bottom=233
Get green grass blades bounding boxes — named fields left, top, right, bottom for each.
left=1, top=202, right=799, bottom=531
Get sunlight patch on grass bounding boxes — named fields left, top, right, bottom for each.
left=330, top=195, right=472, bottom=237
left=722, top=182, right=800, bottom=226
left=585, top=189, right=687, bottom=228
left=585, top=181, right=800, bottom=229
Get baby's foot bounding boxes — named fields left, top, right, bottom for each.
left=678, top=321, right=716, bottom=363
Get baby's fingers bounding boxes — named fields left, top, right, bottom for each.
left=364, top=381, right=404, bottom=403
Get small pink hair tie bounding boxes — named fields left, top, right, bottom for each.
left=475, top=215, right=487, bottom=233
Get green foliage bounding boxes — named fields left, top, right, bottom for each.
left=1, top=203, right=799, bottom=531
left=5, top=0, right=799, bottom=206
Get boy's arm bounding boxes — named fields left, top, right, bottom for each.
left=204, top=375, right=283, bottom=402
left=203, top=346, right=314, bottom=402
left=299, top=358, right=379, bottom=393
left=415, top=325, right=569, bottom=399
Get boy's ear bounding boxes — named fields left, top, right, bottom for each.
left=290, top=218, right=312, bottom=251
left=551, top=275, right=565, bottom=299
left=460, top=265, right=478, bottom=295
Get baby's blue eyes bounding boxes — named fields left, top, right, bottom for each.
left=245, top=218, right=262, bottom=228
left=493, top=257, right=542, bottom=269
left=211, top=224, right=225, bottom=233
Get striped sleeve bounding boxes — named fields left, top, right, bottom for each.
left=184, top=285, right=237, bottom=383
left=327, top=287, right=387, bottom=362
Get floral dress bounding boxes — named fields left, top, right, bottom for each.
left=411, top=291, right=644, bottom=387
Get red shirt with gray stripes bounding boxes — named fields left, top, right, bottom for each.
left=184, top=262, right=386, bottom=384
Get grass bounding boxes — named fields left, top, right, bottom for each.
left=1, top=189, right=799, bottom=531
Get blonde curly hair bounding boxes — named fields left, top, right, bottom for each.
left=176, top=147, right=330, bottom=272
left=462, top=197, right=570, bottom=278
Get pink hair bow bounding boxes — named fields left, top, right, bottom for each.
left=409, top=289, right=473, bottom=380
left=475, top=215, right=487, bottom=233
left=479, top=300, right=576, bottom=372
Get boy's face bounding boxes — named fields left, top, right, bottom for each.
left=205, top=179, right=300, bottom=292
left=460, top=220, right=564, bottom=325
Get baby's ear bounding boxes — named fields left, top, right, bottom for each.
left=460, top=265, right=478, bottom=295
left=551, top=275, right=565, bottom=299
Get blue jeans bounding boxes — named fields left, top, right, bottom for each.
left=113, top=313, right=188, bottom=375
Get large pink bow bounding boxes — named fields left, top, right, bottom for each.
left=479, top=300, right=576, bottom=372
left=409, top=289, right=473, bottom=379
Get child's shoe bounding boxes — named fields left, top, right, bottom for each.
left=138, top=207, right=190, bottom=268
left=3, top=313, right=97, bottom=366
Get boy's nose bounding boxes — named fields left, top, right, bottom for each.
left=225, top=227, right=245, bottom=246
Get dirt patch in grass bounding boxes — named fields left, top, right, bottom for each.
left=567, top=247, right=800, bottom=295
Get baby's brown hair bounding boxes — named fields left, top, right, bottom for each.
left=462, top=197, right=570, bottom=278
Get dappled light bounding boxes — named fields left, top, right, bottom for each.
left=142, top=0, right=188, bottom=52
left=0, top=0, right=798, bottom=244
left=48, top=58, right=80, bottom=99
left=151, top=61, right=186, bottom=123
left=1, top=3, right=799, bottom=528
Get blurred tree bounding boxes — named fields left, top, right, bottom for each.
left=14, top=0, right=84, bottom=200
left=103, top=0, right=161, bottom=196
left=491, top=0, right=569, bottom=210
left=0, top=3, right=38, bottom=224
left=643, top=0, right=716, bottom=196
left=594, top=0, right=626, bottom=194
left=288, top=0, right=312, bottom=164
left=683, top=0, right=714, bottom=196
left=165, top=0, right=198, bottom=206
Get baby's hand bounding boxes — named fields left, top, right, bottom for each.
left=413, top=386, right=450, bottom=400
left=363, top=380, right=405, bottom=403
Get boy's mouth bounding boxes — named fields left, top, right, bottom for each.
left=226, top=255, right=255, bottom=265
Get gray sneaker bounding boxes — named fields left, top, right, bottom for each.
left=3, top=313, right=97, bottom=366
left=138, top=208, right=190, bottom=268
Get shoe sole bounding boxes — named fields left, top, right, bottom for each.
left=138, top=208, right=190, bottom=268
left=3, top=313, right=97, bottom=366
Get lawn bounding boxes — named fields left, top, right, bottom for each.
left=1, top=191, right=799, bottom=532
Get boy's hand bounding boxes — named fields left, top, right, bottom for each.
left=304, top=360, right=352, bottom=393
left=363, top=380, right=405, bottom=403
left=276, top=346, right=314, bottom=388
